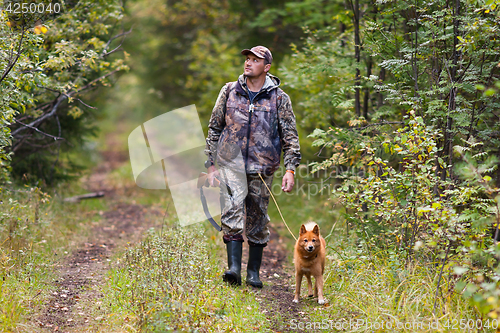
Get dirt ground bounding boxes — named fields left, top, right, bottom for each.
left=244, top=229, right=306, bottom=332
left=34, top=141, right=319, bottom=332
left=35, top=148, right=162, bottom=332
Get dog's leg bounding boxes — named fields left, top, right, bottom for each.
left=293, top=271, right=303, bottom=303
left=306, top=274, right=313, bottom=297
left=315, top=274, right=325, bottom=305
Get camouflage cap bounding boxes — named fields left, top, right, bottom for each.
left=241, top=46, right=273, bottom=64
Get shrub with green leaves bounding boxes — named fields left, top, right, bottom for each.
left=1, top=0, right=128, bottom=186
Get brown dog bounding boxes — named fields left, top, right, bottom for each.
left=293, top=222, right=326, bottom=304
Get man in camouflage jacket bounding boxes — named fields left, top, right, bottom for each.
left=204, top=46, right=301, bottom=288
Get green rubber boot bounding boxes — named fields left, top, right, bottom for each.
left=246, top=245, right=264, bottom=288
left=222, top=241, right=242, bottom=285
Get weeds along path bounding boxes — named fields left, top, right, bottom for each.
left=36, top=145, right=163, bottom=332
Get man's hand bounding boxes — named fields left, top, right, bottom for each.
left=207, top=165, right=220, bottom=187
left=282, top=171, right=295, bottom=192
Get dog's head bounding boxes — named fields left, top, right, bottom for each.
left=298, top=223, right=320, bottom=253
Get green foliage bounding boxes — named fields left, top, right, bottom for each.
left=308, top=234, right=480, bottom=332
left=280, top=28, right=357, bottom=133
left=122, top=0, right=307, bottom=119
left=291, top=0, right=500, bottom=319
left=0, top=10, right=44, bottom=183
left=2, top=0, right=129, bottom=186
left=450, top=140, right=500, bottom=320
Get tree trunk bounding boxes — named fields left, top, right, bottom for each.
left=363, top=57, right=372, bottom=119
left=354, top=0, right=361, bottom=117
left=377, top=68, right=385, bottom=108
left=442, top=0, right=460, bottom=181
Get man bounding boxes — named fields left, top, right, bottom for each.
left=204, top=46, right=301, bottom=288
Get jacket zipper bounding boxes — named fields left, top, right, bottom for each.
left=244, top=103, right=254, bottom=172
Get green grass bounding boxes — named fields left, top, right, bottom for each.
left=98, top=223, right=272, bottom=332
left=0, top=97, right=129, bottom=331
left=256, top=172, right=489, bottom=333
left=0, top=90, right=489, bottom=332
left=0, top=183, right=109, bottom=331
left=1, top=151, right=486, bottom=332
left=283, top=219, right=490, bottom=333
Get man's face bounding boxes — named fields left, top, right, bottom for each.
left=244, top=53, right=270, bottom=78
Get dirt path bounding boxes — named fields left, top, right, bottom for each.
left=35, top=148, right=162, bottom=332
left=37, top=204, right=160, bottom=332
left=33, top=136, right=314, bottom=332
left=244, top=228, right=306, bottom=332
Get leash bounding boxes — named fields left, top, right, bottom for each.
left=258, top=173, right=297, bottom=241
left=198, top=172, right=235, bottom=232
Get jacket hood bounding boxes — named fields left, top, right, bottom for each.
left=237, top=73, right=281, bottom=95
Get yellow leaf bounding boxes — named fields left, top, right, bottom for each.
left=41, top=26, right=48, bottom=34
left=432, top=202, right=442, bottom=209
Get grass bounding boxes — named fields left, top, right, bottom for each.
left=97, top=223, right=272, bottom=332
left=288, top=220, right=491, bottom=333
left=247, top=171, right=490, bottom=332
left=0, top=183, right=109, bottom=331
left=0, top=148, right=489, bottom=332
left=0, top=90, right=134, bottom=331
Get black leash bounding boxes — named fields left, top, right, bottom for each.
left=199, top=186, right=222, bottom=231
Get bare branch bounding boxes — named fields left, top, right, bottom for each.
left=74, top=68, right=120, bottom=93
left=37, top=84, right=98, bottom=109
left=13, top=119, right=65, bottom=141
left=75, top=97, right=97, bottom=109
left=11, top=68, right=120, bottom=138
left=102, top=28, right=132, bottom=55
left=0, top=28, right=26, bottom=85
left=102, top=45, right=123, bottom=58
left=11, top=94, right=65, bottom=137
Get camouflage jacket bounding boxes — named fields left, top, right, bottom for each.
left=205, top=73, right=301, bottom=174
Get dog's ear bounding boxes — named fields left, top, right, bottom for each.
left=312, top=224, right=320, bottom=236
left=300, top=224, right=307, bottom=235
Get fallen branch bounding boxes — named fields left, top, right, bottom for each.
left=64, top=191, right=105, bottom=203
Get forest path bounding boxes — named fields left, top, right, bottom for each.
left=34, top=132, right=317, bottom=332
left=35, top=135, right=162, bottom=332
